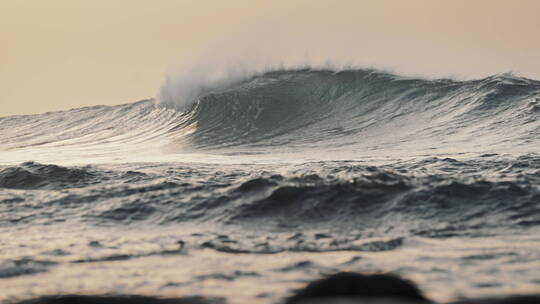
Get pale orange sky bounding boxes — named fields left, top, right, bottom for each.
left=1, top=0, right=540, bottom=116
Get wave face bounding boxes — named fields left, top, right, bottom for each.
left=166, top=69, right=540, bottom=156
left=1, top=68, right=539, bottom=163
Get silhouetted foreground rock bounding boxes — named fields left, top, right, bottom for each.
left=285, top=272, right=431, bottom=303
left=9, top=272, right=540, bottom=304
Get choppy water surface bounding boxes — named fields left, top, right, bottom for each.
left=1, top=68, right=539, bottom=303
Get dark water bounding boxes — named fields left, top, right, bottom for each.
left=1, top=69, right=539, bottom=303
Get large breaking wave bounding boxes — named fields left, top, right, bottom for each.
left=1, top=68, right=539, bottom=162
left=163, top=68, right=540, bottom=155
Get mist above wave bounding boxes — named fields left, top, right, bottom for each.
left=156, top=57, right=353, bottom=111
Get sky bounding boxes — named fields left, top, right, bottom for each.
left=1, top=0, right=540, bottom=116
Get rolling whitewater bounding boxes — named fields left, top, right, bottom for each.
left=1, top=68, right=539, bottom=303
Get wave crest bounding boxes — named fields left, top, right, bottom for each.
left=164, top=68, right=540, bottom=155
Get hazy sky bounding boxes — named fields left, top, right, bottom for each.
left=2, top=0, right=540, bottom=116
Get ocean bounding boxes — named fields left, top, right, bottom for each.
left=1, top=68, right=539, bottom=303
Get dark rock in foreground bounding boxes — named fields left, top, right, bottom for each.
left=285, top=272, right=430, bottom=303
